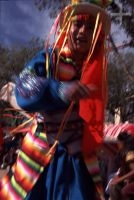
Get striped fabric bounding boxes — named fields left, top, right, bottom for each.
left=57, top=48, right=77, bottom=81
left=85, top=155, right=104, bottom=200
left=104, top=123, right=134, bottom=141
left=0, top=124, right=57, bottom=200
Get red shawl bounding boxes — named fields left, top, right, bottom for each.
left=79, top=43, right=107, bottom=155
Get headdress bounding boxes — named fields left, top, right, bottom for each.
left=0, top=2, right=112, bottom=200
left=60, top=0, right=111, bottom=36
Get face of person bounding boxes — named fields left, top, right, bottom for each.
left=68, top=16, right=94, bottom=55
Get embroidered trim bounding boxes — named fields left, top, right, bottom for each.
left=16, top=68, right=45, bottom=98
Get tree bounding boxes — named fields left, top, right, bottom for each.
left=107, top=52, right=134, bottom=122
left=110, top=0, right=134, bottom=46
left=0, top=37, right=44, bottom=88
left=34, top=0, right=67, bottom=17
left=0, top=38, right=44, bottom=129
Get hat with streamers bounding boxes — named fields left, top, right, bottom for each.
left=60, top=0, right=112, bottom=36
left=73, top=0, right=112, bottom=7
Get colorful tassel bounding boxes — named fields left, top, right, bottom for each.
left=0, top=122, right=57, bottom=200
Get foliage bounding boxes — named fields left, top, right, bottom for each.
left=0, top=38, right=44, bottom=131
left=0, top=38, right=44, bottom=88
left=107, top=52, right=134, bottom=122
left=34, top=0, right=68, bottom=17
left=110, top=0, right=134, bottom=46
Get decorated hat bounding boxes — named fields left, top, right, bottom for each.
left=126, top=151, right=134, bottom=162
left=60, top=0, right=111, bottom=36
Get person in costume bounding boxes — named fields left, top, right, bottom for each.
left=109, top=151, right=134, bottom=200
left=106, top=132, right=132, bottom=199
left=121, top=151, right=134, bottom=200
left=0, top=0, right=111, bottom=199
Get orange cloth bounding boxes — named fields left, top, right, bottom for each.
left=79, top=43, right=107, bottom=155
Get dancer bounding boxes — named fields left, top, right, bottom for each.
left=0, top=0, right=111, bottom=199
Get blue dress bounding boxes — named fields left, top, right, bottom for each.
left=25, top=145, right=95, bottom=200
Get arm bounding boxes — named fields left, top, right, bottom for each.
left=13, top=49, right=93, bottom=112
left=15, top=73, right=68, bottom=112
left=0, top=50, right=95, bottom=113
left=1, top=50, right=68, bottom=112
left=111, top=170, right=134, bottom=185
left=0, top=82, right=32, bottom=119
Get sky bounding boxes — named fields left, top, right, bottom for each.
left=0, top=0, right=132, bottom=49
left=0, top=0, right=53, bottom=47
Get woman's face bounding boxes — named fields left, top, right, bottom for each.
left=68, top=16, right=94, bottom=55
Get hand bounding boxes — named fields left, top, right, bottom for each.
left=0, top=82, right=33, bottom=119
left=71, top=82, right=97, bottom=101
left=0, top=82, right=21, bottom=110
left=0, top=82, right=15, bottom=102
left=110, top=177, right=119, bottom=185
left=70, top=81, right=90, bottom=101
left=60, top=81, right=97, bottom=102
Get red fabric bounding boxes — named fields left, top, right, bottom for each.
left=104, top=123, right=134, bottom=139
left=79, top=43, right=107, bottom=155
left=56, top=26, right=107, bottom=155
left=125, top=124, right=134, bottom=135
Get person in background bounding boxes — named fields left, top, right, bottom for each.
left=121, top=151, right=134, bottom=200
left=0, top=0, right=111, bottom=199
left=108, top=132, right=134, bottom=200
left=109, top=151, right=134, bottom=200
left=106, top=131, right=131, bottom=199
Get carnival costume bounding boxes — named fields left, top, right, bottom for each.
left=0, top=0, right=111, bottom=199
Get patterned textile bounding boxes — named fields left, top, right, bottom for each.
left=0, top=123, right=56, bottom=199
left=84, top=155, right=104, bottom=199
left=16, top=68, right=46, bottom=98
left=104, top=123, right=134, bottom=141
left=58, top=54, right=77, bottom=81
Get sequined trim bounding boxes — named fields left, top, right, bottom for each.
left=16, top=68, right=45, bottom=98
